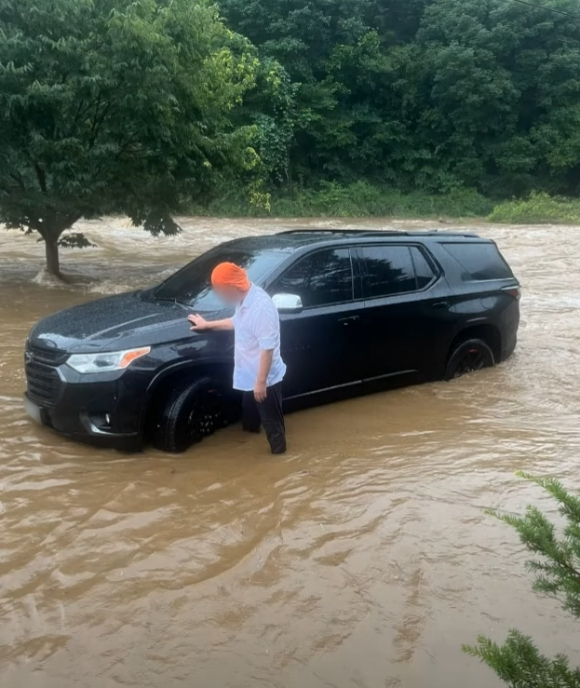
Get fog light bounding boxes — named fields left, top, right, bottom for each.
left=89, top=414, right=112, bottom=429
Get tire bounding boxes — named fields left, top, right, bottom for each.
left=444, top=338, right=495, bottom=381
left=152, top=377, right=229, bottom=453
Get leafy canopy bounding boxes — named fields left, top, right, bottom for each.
left=0, top=0, right=259, bottom=270
left=219, top=0, right=580, bottom=197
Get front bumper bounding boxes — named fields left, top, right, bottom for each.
left=24, top=391, right=143, bottom=450
left=23, top=359, right=150, bottom=450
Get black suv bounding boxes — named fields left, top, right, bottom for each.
left=23, top=229, right=520, bottom=452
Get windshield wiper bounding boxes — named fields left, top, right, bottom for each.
left=172, top=298, right=190, bottom=310
left=153, top=294, right=189, bottom=307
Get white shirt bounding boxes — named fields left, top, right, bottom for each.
left=230, top=284, right=286, bottom=392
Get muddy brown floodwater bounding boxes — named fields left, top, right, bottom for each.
left=1, top=217, right=579, bottom=688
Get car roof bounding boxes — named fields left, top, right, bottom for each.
left=216, top=228, right=491, bottom=254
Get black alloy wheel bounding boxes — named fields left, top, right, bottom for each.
left=444, top=338, right=495, bottom=381
left=186, top=389, right=223, bottom=439
left=152, top=377, right=230, bottom=453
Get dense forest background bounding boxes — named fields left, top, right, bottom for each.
left=216, top=0, right=580, bottom=203
left=3, top=0, right=580, bottom=244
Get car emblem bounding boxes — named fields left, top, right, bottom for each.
left=39, top=338, right=57, bottom=348
left=24, top=350, right=33, bottom=364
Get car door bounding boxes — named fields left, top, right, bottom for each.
left=357, top=243, right=452, bottom=382
left=268, top=246, right=365, bottom=399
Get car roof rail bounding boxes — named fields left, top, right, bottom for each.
left=276, top=228, right=481, bottom=239
left=277, top=228, right=410, bottom=236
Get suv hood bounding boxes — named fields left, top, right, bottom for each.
left=28, top=291, right=227, bottom=353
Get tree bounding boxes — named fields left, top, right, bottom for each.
left=413, top=0, right=580, bottom=195
left=0, top=0, right=259, bottom=277
left=464, top=473, right=580, bottom=687
left=239, top=58, right=300, bottom=186
left=218, top=0, right=580, bottom=198
left=218, top=0, right=426, bottom=184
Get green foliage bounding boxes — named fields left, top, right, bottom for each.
left=219, top=0, right=432, bottom=184
left=415, top=0, right=580, bottom=197
left=464, top=630, right=580, bottom=688
left=464, top=474, right=580, bottom=687
left=4, top=0, right=580, bottom=276
left=488, top=194, right=580, bottom=225
left=57, top=233, right=96, bottom=249
left=490, top=474, right=580, bottom=616
left=0, top=0, right=260, bottom=274
left=188, top=181, right=493, bottom=218
left=241, top=59, right=299, bottom=184
left=272, top=182, right=492, bottom=218
left=218, top=0, right=580, bottom=197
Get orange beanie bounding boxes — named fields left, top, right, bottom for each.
left=211, top=262, right=250, bottom=291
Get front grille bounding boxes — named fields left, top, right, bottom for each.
left=25, top=361, right=61, bottom=405
left=28, top=342, right=68, bottom=366
left=24, top=342, right=65, bottom=405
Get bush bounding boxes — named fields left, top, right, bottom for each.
left=272, top=182, right=493, bottom=218
left=488, top=193, right=580, bottom=224
left=464, top=473, right=580, bottom=687
left=188, top=182, right=494, bottom=219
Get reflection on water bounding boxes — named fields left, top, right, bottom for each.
left=1, top=218, right=579, bottom=688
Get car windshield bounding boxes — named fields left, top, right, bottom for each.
left=153, top=248, right=286, bottom=311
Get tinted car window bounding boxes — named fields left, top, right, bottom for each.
left=154, top=249, right=285, bottom=310
left=272, top=248, right=353, bottom=307
left=411, top=247, right=436, bottom=289
left=361, top=246, right=417, bottom=297
left=441, top=243, right=513, bottom=281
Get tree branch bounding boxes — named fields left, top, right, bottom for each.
left=68, top=96, right=87, bottom=137
left=89, top=102, right=114, bottom=149
left=90, top=91, right=102, bottom=136
left=64, top=213, right=82, bottom=230
left=34, top=163, right=47, bottom=193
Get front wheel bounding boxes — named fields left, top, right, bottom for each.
left=444, top=338, right=495, bottom=381
left=152, top=377, right=231, bottom=453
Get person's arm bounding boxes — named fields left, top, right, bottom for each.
left=252, top=302, right=280, bottom=402
left=254, top=349, right=273, bottom=403
left=188, top=314, right=234, bottom=331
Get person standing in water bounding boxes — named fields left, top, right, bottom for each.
left=187, top=262, right=287, bottom=455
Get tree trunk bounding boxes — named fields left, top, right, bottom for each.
left=45, top=239, right=61, bottom=278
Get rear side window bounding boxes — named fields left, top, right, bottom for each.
left=272, top=248, right=353, bottom=307
left=440, top=243, right=513, bottom=281
left=360, top=246, right=417, bottom=297
left=410, top=247, right=436, bottom=289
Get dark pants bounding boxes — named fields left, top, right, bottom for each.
left=242, top=382, right=286, bottom=454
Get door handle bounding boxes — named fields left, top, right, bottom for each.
left=432, top=301, right=449, bottom=309
left=338, top=315, right=360, bottom=324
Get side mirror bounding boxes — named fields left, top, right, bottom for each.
left=272, top=293, right=303, bottom=313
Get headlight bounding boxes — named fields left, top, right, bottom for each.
left=66, top=347, right=151, bottom=374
